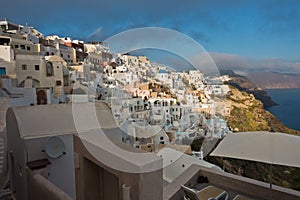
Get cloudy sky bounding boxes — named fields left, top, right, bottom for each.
left=2, top=0, right=300, bottom=73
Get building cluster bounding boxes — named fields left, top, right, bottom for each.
left=0, top=19, right=112, bottom=105
left=101, top=54, right=231, bottom=151
left=0, top=19, right=232, bottom=155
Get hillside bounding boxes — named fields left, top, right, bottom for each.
left=220, top=70, right=277, bottom=107
left=226, top=86, right=300, bottom=135
left=203, top=85, right=300, bottom=191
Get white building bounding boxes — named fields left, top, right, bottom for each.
left=12, top=37, right=40, bottom=56
left=6, top=103, right=163, bottom=200
left=120, top=122, right=169, bottom=150
left=185, top=91, right=201, bottom=107
left=0, top=36, right=14, bottom=62
left=0, top=58, right=15, bottom=76
left=187, top=70, right=204, bottom=88
left=84, top=43, right=112, bottom=65
left=15, top=54, right=67, bottom=103
left=85, top=52, right=103, bottom=69
left=170, top=72, right=184, bottom=89
left=0, top=79, right=37, bottom=106
left=39, top=44, right=59, bottom=57
left=84, top=42, right=110, bottom=53
left=6, top=105, right=76, bottom=199
left=156, top=69, right=169, bottom=82
left=20, top=26, right=43, bottom=44
left=175, top=89, right=185, bottom=102
left=148, top=98, right=180, bottom=126
left=58, top=43, right=76, bottom=65
left=0, top=37, right=16, bottom=76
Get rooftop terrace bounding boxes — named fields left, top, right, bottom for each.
left=164, top=164, right=300, bottom=200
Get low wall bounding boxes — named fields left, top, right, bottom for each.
left=199, top=166, right=300, bottom=200
left=164, top=164, right=300, bottom=200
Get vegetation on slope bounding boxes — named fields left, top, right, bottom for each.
left=226, top=86, right=300, bottom=135
left=202, top=85, right=300, bottom=191
left=220, top=69, right=278, bottom=107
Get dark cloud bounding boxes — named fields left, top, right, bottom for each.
left=1, top=0, right=240, bottom=40
left=210, top=52, right=300, bottom=74
left=258, top=1, right=300, bottom=34
left=2, top=0, right=299, bottom=63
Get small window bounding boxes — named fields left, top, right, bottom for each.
left=27, top=46, right=31, bottom=51
left=22, top=64, right=27, bottom=70
left=15, top=44, right=19, bottom=48
left=67, top=55, right=70, bottom=58
left=46, top=52, right=49, bottom=56
left=20, top=45, right=25, bottom=50
left=51, top=52, right=54, bottom=55
left=35, top=65, right=39, bottom=71
left=61, top=53, right=63, bottom=57
left=0, top=67, right=6, bottom=75
left=57, top=66, right=59, bottom=69
left=56, top=80, right=62, bottom=86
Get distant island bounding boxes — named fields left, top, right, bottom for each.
left=247, top=71, right=300, bottom=89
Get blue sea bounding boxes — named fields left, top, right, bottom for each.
left=266, top=88, right=300, bottom=131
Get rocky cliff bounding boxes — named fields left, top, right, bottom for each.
left=203, top=84, right=300, bottom=191
left=220, top=70, right=277, bottom=107
left=225, top=86, right=300, bottom=135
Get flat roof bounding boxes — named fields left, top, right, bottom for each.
left=77, top=130, right=162, bottom=173
left=8, top=102, right=163, bottom=173
left=9, top=102, right=120, bottom=139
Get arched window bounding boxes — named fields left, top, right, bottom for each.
left=46, top=62, right=54, bottom=76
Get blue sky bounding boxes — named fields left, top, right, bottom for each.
left=1, top=0, right=300, bottom=72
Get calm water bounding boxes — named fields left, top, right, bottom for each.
left=266, top=88, right=300, bottom=131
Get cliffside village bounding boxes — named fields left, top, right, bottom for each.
left=0, top=19, right=232, bottom=149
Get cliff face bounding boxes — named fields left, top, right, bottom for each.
left=226, top=86, right=300, bottom=135
left=221, top=70, right=277, bottom=107
left=219, top=70, right=299, bottom=134
left=204, top=85, right=300, bottom=191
